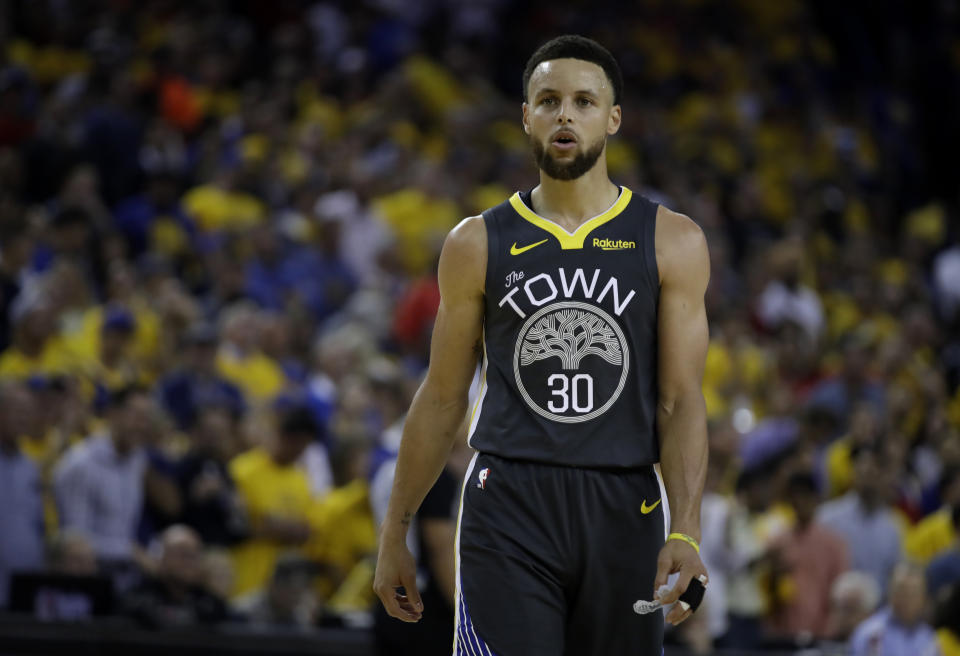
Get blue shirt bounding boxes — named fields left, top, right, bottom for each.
left=53, top=435, right=146, bottom=561
left=927, top=548, right=960, bottom=598
left=849, top=608, right=940, bottom=656
left=817, top=494, right=901, bottom=595
left=0, top=448, right=44, bottom=607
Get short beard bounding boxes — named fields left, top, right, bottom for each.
left=530, top=134, right=606, bottom=181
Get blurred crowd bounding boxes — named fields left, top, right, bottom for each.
left=0, top=0, right=959, bottom=654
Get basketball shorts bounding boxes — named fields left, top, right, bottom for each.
left=454, top=452, right=666, bottom=656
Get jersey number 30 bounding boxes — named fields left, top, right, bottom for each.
left=546, top=373, right=594, bottom=413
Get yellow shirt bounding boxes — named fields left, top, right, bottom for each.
left=182, top=184, right=266, bottom=233
left=372, top=188, right=459, bottom=275
left=229, top=448, right=314, bottom=597
left=305, top=479, right=377, bottom=601
left=0, top=339, right=78, bottom=380
left=826, top=436, right=853, bottom=498
left=65, top=304, right=161, bottom=376
left=905, top=507, right=955, bottom=564
left=940, top=629, right=960, bottom=656
left=216, top=348, right=285, bottom=403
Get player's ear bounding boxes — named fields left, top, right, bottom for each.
left=522, top=102, right=531, bottom=135
left=607, top=104, right=622, bottom=136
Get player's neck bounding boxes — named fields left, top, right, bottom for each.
left=531, top=163, right=620, bottom=232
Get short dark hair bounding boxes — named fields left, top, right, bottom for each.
left=522, top=35, right=623, bottom=105
left=278, top=406, right=320, bottom=441
left=849, top=440, right=885, bottom=464
left=786, top=471, right=820, bottom=495
left=940, top=466, right=960, bottom=491
left=106, top=385, right=151, bottom=410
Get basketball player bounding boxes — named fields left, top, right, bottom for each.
left=374, top=35, right=710, bottom=655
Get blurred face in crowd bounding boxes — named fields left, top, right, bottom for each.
left=187, top=341, right=218, bottom=375
left=0, top=383, right=34, bottom=446
left=223, top=308, right=259, bottom=352
left=147, top=174, right=179, bottom=210
left=739, top=471, right=772, bottom=514
left=523, top=58, right=620, bottom=181
left=889, top=564, right=927, bottom=627
left=828, top=574, right=879, bottom=640
left=1, top=231, right=33, bottom=273
left=842, top=340, right=871, bottom=385
left=268, top=566, right=315, bottom=624
left=51, top=220, right=90, bottom=257
left=100, top=327, right=133, bottom=362
left=259, top=314, right=290, bottom=359
left=193, top=407, right=235, bottom=461
left=160, top=525, right=205, bottom=587
left=109, top=392, right=154, bottom=454
left=786, top=481, right=820, bottom=526
left=849, top=404, right=880, bottom=445
left=270, top=426, right=312, bottom=467
left=17, top=304, right=56, bottom=351
left=852, top=449, right=886, bottom=507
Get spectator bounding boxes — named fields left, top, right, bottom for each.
left=0, top=382, right=44, bottom=607
left=0, top=297, right=73, bottom=379
left=826, top=571, right=881, bottom=642
left=238, top=556, right=319, bottom=629
left=121, top=525, right=227, bottom=628
left=0, top=215, right=33, bottom=351
left=10, top=531, right=112, bottom=621
left=371, top=439, right=467, bottom=656
left=850, top=562, right=940, bottom=656
left=817, top=443, right=902, bottom=594
left=824, top=402, right=884, bottom=498
left=113, top=171, right=195, bottom=259
left=926, top=506, right=960, bottom=599
left=216, top=303, right=286, bottom=404
left=175, top=405, right=248, bottom=547
left=695, top=439, right=737, bottom=646
left=52, top=386, right=151, bottom=567
left=767, top=472, right=849, bottom=640
left=717, top=467, right=789, bottom=649
left=807, top=335, right=886, bottom=430
left=932, top=582, right=960, bottom=656
left=229, top=406, right=318, bottom=599
left=86, top=305, right=145, bottom=410
left=908, top=467, right=960, bottom=564
left=306, top=437, right=377, bottom=609
left=158, top=322, right=245, bottom=430
left=755, top=239, right=825, bottom=342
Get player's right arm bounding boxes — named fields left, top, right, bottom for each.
left=373, top=215, right=487, bottom=622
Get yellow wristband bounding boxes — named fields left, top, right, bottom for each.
left=667, top=532, right=700, bottom=554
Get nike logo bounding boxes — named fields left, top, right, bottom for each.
left=510, top=239, right=549, bottom=255
left=640, top=498, right=661, bottom=515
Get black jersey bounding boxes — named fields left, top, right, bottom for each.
left=468, top=186, right=661, bottom=469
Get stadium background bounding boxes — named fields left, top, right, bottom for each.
left=0, top=0, right=959, bottom=654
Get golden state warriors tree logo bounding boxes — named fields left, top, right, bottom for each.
left=513, top=301, right=630, bottom=423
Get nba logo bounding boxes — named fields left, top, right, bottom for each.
left=477, top=468, right=490, bottom=490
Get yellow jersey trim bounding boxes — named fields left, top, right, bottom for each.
left=508, top=187, right=633, bottom=250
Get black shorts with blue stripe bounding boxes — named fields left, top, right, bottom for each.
left=454, top=452, right=666, bottom=656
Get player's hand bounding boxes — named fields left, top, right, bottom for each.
left=653, top=538, right=709, bottom=626
left=373, top=537, right=423, bottom=622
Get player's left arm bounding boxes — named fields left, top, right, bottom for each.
left=652, top=206, right=710, bottom=625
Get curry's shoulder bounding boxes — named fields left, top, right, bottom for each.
left=654, top=205, right=708, bottom=281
